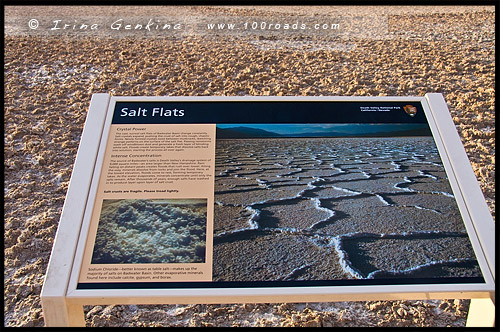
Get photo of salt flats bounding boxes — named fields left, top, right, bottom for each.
left=212, top=124, right=483, bottom=282
left=91, top=199, right=207, bottom=264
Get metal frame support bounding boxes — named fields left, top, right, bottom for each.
left=40, top=93, right=110, bottom=327
left=466, top=296, right=495, bottom=327
left=40, top=94, right=495, bottom=327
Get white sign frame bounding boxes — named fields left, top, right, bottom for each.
left=41, top=93, right=495, bottom=327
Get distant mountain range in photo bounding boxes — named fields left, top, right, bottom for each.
left=216, top=124, right=432, bottom=139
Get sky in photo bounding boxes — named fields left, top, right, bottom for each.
left=217, top=123, right=430, bottom=136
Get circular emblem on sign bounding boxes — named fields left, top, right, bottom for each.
left=403, top=105, right=417, bottom=117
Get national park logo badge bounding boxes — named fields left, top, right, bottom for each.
left=403, top=105, right=418, bottom=117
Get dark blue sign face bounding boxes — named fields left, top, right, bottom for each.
left=112, top=101, right=428, bottom=125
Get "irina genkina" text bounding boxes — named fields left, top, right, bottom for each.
left=51, top=19, right=182, bottom=31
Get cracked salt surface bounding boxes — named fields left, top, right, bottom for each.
left=212, top=137, right=482, bottom=282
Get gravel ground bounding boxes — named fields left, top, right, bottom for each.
left=4, top=5, right=495, bottom=327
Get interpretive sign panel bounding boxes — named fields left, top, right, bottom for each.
left=42, top=94, right=494, bottom=327
left=73, top=96, right=492, bottom=290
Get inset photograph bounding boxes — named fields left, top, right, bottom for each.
left=212, top=124, right=483, bottom=282
left=91, top=198, right=207, bottom=264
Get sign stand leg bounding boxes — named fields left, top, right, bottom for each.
left=466, top=296, right=495, bottom=327
left=66, top=302, right=86, bottom=327
left=41, top=297, right=85, bottom=327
